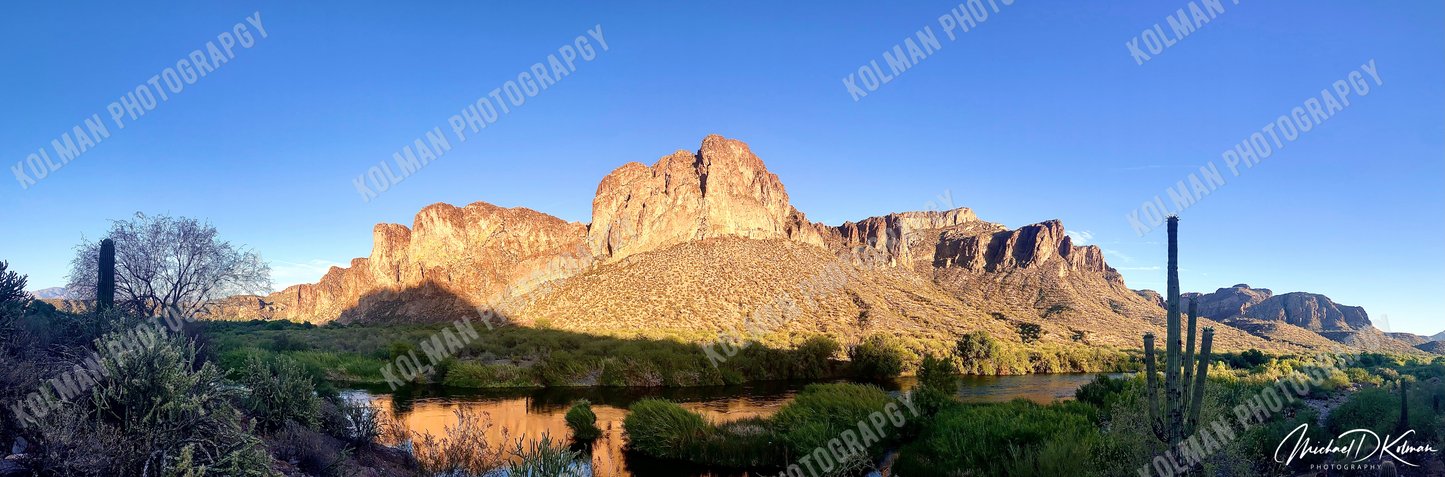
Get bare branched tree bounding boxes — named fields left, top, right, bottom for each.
left=66, top=213, right=272, bottom=317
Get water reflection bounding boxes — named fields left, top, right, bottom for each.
left=349, top=373, right=1117, bottom=477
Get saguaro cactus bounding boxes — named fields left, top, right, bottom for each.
left=1144, top=216, right=1214, bottom=448
left=98, top=238, right=115, bottom=310
left=1397, top=379, right=1409, bottom=435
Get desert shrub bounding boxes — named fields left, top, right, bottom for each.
left=565, top=399, right=601, bottom=440
left=1016, top=322, right=1042, bottom=344
left=502, top=432, right=586, bottom=477
left=32, top=330, right=272, bottom=476
left=273, top=420, right=350, bottom=476
left=1075, top=374, right=1128, bottom=419
left=1328, top=382, right=1442, bottom=442
left=411, top=408, right=508, bottom=475
left=850, top=334, right=905, bottom=379
left=388, top=340, right=415, bottom=361
left=0, top=260, right=28, bottom=330
left=320, top=397, right=380, bottom=446
left=790, top=335, right=840, bottom=380
left=1237, top=348, right=1268, bottom=368
left=239, top=354, right=322, bottom=432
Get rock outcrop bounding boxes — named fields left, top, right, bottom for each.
left=1134, top=289, right=1165, bottom=309
left=1186, top=284, right=1273, bottom=320
left=1387, top=332, right=1430, bottom=347
left=1415, top=341, right=1445, bottom=355
left=586, top=135, right=823, bottom=263
left=248, top=135, right=1357, bottom=353
left=1241, top=292, right=1372, bottom=332
left=265, top=202, right=591, bottom=323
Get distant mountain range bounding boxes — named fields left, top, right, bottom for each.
left=1136, top=283, right=1435, bottom=354
left=27, top=287, right=72, bottom=299
left=202, top=135, right=1434, bottom=355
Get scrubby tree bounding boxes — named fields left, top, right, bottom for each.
left=956, top=331, right=1001, bottom=375
left=0, top=260, right=29, bottom=329
left=65, top=212, right=271, bottom=318
left=849, top=333, right=904, bottom=379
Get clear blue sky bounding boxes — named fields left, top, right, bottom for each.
left=3, top=1, right=1441, bottom=334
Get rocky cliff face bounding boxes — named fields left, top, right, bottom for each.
left=250, top=135, right=1338, bottom=353
left=1241, top=292, right=1372, bottom=332
left=1183, top=284, right=1273, bottom=320
left=586, top=135, right=823, bottom=263
left=265, top=202, right=591, bottom=322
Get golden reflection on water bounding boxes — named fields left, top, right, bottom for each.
left=354, top=374, right=1114, bottom=477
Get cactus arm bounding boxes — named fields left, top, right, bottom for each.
left=1145, top=333, right=1165, bottom=441
left=1181, top=297, right=1198, bottom=415
left=1186, top=327, right=1213, bottom=436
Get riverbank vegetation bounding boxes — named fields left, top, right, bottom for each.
left=613, top=344, right=1444, bottom=476
left=196, top=321, right=1141, bottom=389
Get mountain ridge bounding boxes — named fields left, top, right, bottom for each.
left=225, top=135, right=1419, bottom=354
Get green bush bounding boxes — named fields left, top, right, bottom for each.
left=565, top=399, right=602, bottom=440
left=239, top=355, right=322, bottom=432
left=956, top=331, right=1001, bottom=375
left=791, top=335, right=840, bottom=380
left=917, top=354, right=960, bottom=393
left=850, top=334, right=905, bottom=379
left=1075, top=374, right=1128, bottom=420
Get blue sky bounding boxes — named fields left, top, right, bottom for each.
left=3, top=1, right=1441, bottom=334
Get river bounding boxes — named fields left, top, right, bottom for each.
left=346, top=373, right=1119, bottom=476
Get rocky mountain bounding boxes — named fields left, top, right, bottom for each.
left=1416, top=341, right=1445, bottom=355
left=26, top=287, right=72, bottom=299
left=1135, top=284, right=1423, bottom=354
left=242, top=135, right=1325, bottom=351
left=1387, top=332, right=1431, bottom=346
left=1433, top=330, right=1445, bottom=341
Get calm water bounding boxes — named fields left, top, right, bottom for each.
left=347, top=373, right=1119, bottom=477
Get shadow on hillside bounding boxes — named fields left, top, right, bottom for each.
left=336, top=278, right=520, bottom=326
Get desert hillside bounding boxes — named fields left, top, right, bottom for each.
left=212, top=135, right=1420, bottom=354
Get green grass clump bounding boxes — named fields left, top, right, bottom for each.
left=894, top=399, right=1100, bottom=477
left=623, top=398, right=711, bottom=460
left=565, top=399, right=602, bottom=440
left=621, top=398, right=782, bottom=468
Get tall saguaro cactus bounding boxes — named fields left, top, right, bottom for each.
left=1145, top=216, right=1214, bottom=448
left=98, top=238, right=115, bottom=310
